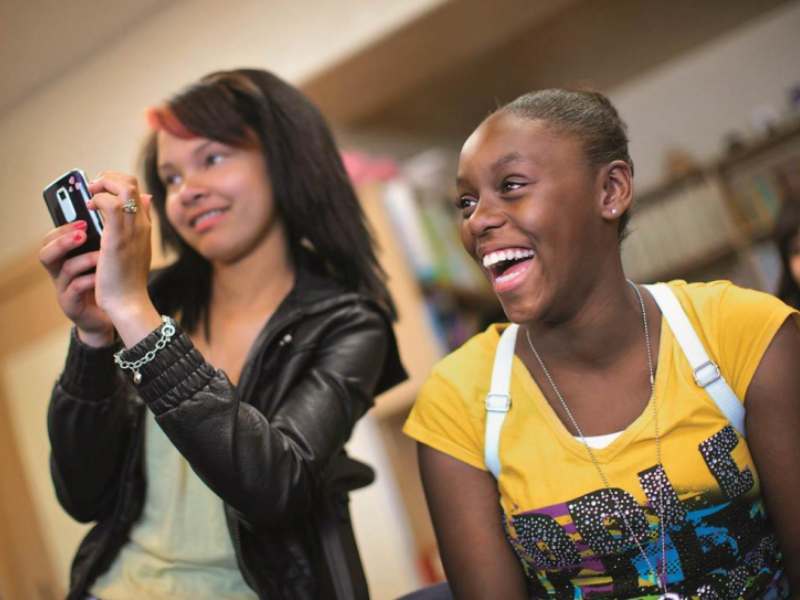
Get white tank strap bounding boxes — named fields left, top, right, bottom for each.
left=484, top=324, right=519, bottom=478
left=644, top=283, right=745, bottom=437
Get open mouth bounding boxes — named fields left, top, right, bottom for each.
left=482, top=248, right=535, bottom=278
left=481, top=247, right=535, bottom=292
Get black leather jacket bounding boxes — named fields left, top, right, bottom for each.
left=48, top=264, right=406, bottom=599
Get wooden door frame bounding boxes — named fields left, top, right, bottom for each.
left=0, top=249, right=65, bottom=599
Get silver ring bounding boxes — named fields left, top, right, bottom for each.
left=121, top=199, right=139, bottom=214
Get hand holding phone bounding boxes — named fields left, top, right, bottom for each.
left=42, top=169, right=103, bottom=258
left=40, top=169, right=115, bottom=345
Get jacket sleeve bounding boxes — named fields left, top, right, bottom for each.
left=47, top=330, right=136, bottom=522
left=129, top=302, right=394, bottom=529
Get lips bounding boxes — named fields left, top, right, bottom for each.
left=480, top=246, right=536, bottom=293
left=190, top=207, right=228, bottom=231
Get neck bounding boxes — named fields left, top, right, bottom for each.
left=525, top=272, right=646, bottom=368
left=209, top=235, right=296, bottom=319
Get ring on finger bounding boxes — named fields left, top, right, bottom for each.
left=121, top=198, right=139, bottom=214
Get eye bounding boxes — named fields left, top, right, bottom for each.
left=455, top=195, right=477, bottom=218
left=205, top=152, right=225, bottom=167
left=161, top=173, right=182, bottom=188
left=500, top=179, right=525, bottom=194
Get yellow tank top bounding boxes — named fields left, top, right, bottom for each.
left=404, top=280, right=797, bottom=598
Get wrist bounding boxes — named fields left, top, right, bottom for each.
left=114, top=315, right=178, bottom=385
left=107, top=300, right=163, bottom=348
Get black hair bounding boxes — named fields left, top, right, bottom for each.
left=142, top=68, right=395, bottom=332
left=500, top=89, right=634, bottom=240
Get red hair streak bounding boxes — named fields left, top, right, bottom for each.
left=145, top=105, right=196, bottom=139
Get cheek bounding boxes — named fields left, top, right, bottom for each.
left=790, top=254, right=800, bottom=282
left=163, top=197, right=183, bottom=230
left=459, top=221, right=475, bottom=255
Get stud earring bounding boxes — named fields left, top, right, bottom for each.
left=611, top=208, right=618, bottom=215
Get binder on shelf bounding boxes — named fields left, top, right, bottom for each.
left=381, top=179, right=438, bottom=281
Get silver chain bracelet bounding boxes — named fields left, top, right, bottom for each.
left=114, top=316, right=176, bottom=384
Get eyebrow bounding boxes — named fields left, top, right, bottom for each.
left=491, top=152, right=524, bottom=171
left=455, top=152, right=526, bottom=187
left=158, top=139, right=217, bottom=172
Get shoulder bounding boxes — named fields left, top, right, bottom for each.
left=419, top=323, right=507, bottom=409
left=294, top=292, right=406, bottom=394
left=403, top=325, right=507, bottom=471
left=300, top=293, right=394, bottom=335
left=664, top=279, right=795, bottom=338
left=430, top=324, right=505, bottom=383
left=665, top=279, right=788, bottom=314
left=662, top=279, right=798, bottom=398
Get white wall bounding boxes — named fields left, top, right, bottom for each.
left=1, top=326, right=87, bottom=585
left=610, top=1, right=800, bottom=192
left=1, top=0, right=446, bottom=266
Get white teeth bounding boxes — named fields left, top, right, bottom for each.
left=482, top=248, right=534, bottom=268
left=193, top=209, right=224, bottom=226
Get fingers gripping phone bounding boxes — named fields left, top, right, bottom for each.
left=43, top=169, right=103, bottom=258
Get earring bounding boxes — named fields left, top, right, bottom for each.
left=611, top=208, right=618, bottom=215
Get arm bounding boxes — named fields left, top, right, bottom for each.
left=130, top=303, right=391, bottom=529
left=744, top=316, right=800, bottom=591
left=47, top=331, right=135, bottom=522
left=418, top=443, right=528, bottom=600
left=37, top=209, right=134, bottom=521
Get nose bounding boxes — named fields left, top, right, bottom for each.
left=466, top=194, right=506, bottom=238
left=176, top=173, right=207, bottom=206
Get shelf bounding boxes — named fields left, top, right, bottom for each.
left=636, top=117, right=800, bottom=208
left=716, top=117, right=800, bottom=174
left=623, top=116, right=800, bottom=288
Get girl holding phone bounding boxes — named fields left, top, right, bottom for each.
left=39, top=68, right=405, bottom=600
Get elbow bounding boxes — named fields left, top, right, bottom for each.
left=232, top=486, right=314, bottom=531
left=228, top=457, right=317, bottom=530
left=50, top=457, right=117, bottom=523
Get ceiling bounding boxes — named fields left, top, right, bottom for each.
left=0, top=0, right=171, bottom=114
left=3, top=0, right=792, bottom=140
left=302, top=0, right=793, bottom=142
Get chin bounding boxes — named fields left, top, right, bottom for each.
left=195, top=245, right=241, bottom=264
left=497, top=290, right=549, bottom=325
left=498, top=299, right=533, bottom=325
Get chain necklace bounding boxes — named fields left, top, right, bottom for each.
left=525, top=280, right=678, bottom=599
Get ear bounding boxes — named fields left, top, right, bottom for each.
left=597, top=160, right=633, bottom=221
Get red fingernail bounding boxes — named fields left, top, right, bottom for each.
left=73, top=220, right=88, bottom=229
left=74, top=232, right=84, bottom=241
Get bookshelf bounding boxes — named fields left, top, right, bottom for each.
left=622, top=117, right=800, bottom=290
left=357, top=177, right=503, bottom=587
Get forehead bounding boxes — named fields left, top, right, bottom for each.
left=156, top=130, right=208, bottom=159
left=458, top=112, right=584, bottom=174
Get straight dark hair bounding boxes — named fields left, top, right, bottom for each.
left=142, top=68, right=396, bottom=332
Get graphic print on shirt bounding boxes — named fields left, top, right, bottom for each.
left=504, top=425, right=787, bottom=599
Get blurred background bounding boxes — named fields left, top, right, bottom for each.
left=1, top=1, right=799, bottom=598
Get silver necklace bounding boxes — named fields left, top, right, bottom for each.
left=525, top=280, right=678, bottom=599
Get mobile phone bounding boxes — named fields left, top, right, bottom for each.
left=42, top=169, right=103, bottom=259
